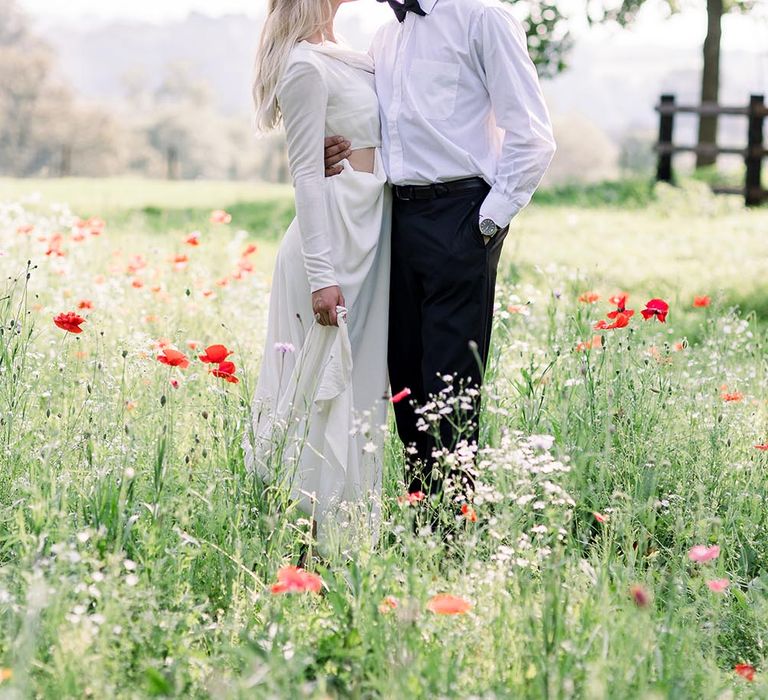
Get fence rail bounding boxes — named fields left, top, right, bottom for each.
left=654, top=93, right=767, bottom=206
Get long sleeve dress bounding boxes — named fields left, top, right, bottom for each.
left=242, top=41, right=391, bottom=553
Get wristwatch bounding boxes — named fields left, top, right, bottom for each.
left=479, top=217, right=501, bottom=238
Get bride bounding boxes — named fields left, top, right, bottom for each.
left=243, top=0, right=390, bottom=552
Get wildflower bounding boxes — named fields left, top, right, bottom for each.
left=172, top=254, right=189, bottom=270
left=199, top=344, right=233, bottom=364
left=274, top=342, right=295, bottom=354
left=242, top=243, right=258, bottom=257
left=755, top=444, right=768, bottom=451
left=391, top=388, right=412, bottom=404
left=77, top=299, right=93, bottom=310
left=688, top=545, right=720, bottom=563
left=185, top=231, right=201, bottom=246
left=0, top=668, right=12, bottom=683
left=170, top=378, right=180, bottom=389
left=607, top=293, right=635, bottom=319
left=593, top=511, right=607, bottom=523
left=693, top=296, right=711, bottom=308
left=378, top=596, right=399, bottom=614
left=594, top=312, right=630, bottom=330
left=575, top=335, right=602, bottom=352
left=427, top=594, right=472, bottom=615
left=734, top=664, right=756, bottom=682
left=461, top=503, right=477, bottom=522
left=706, top=579, right=730, bottom=593
left=398, top=491, right=426, bottom=506
left=720, top=386, right=744, bottom=402
left=629, top=584, right=650, bottom=608
left=673, top=342, right=686, bottom=352
left=131, top=278, right=144, bottom=289
left=54, top=312, right=85, bottom=334
left=641, top=298, right=669, bottom=323
left=210, top=210, right=232, bottom=225
left=578, top=291, right=600, bottom=304
left=157, top=348, right=190, bottom=369
left=86, top=217, right=105, bottom=235
left=270, top=566, right=323, bottom=595
left=16, top=224, right=33, bottom=234
left=211, top=361, right=239, bottom=384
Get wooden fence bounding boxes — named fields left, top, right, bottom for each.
left=654, top=94, right=767, bottom=206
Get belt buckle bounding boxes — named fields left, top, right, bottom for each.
left=398, top=186, right=412, bottom=201
left=434, top=183, right=449, bottom=197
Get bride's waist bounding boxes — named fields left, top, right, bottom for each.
left=348, top=147, right=377, bottom=174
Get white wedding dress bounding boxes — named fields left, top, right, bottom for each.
left=243, top=41, right=391, bottom=552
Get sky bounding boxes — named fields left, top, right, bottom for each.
left=18, top=0, right=768, bottom=52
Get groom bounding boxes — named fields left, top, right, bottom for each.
left=325, top=0, right=556, bottom=497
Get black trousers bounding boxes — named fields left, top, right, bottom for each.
left=388, top=181, right=508, bottom=496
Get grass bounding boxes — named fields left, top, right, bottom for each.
left=1, top=177, right=768, bottom=698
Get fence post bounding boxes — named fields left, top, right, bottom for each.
left=656, top=94, right=675, bottom=183
left=745, top=94, right=765, bottom=207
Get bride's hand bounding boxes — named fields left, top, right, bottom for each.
left=312, top=286, right=345, bottom=327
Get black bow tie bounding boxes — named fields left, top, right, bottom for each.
left=377, top=0, right=426, bottom=22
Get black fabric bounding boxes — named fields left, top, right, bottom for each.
left=388, top=182, right=509, bottom=496
left=377, top=0, right=427, bottom=23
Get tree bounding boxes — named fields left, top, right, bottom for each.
left=513, top=0, right=758, bottom=167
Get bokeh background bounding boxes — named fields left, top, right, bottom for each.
left=2, top=0, right=767, bottom=185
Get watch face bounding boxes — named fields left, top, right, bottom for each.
left=480, top=219, right=498, bottom=237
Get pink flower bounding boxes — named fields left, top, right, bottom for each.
left=210, top=210, right=232, bottom=225
left=688, top=544, right=720, bottom=563
left=706, top=578, right=730, bottom=593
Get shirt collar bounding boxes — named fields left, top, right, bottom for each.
left=419, top=0, right=438, bottom=13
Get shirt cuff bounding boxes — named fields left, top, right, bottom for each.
left=479, top=191, right=522, bottom=230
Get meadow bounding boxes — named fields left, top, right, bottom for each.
left=1, top=176, right=768, bottom=698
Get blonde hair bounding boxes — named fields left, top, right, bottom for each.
left=253, top=0, right=333, bottom=132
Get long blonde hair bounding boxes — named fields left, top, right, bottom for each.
left=253, top=0, right=334, bottom=132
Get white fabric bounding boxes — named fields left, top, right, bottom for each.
left=243, top=42, right=391, bottom=553
left=370, top=0, right=557, bottom=228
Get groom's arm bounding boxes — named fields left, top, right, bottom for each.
left=324, top=136, right=351, bottom=177
left=472, top=7, right=556, bottom=228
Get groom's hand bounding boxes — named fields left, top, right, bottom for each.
left=324, top=136, right=351, bottom=177
left=312, top=285, right=346, bottom=327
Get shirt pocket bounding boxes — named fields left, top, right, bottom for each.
left=407, top=59, right=460, bottom=121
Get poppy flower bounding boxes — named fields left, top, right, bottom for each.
left=693, top=296, right=711, bottom=308
left=461, top=503, right=477, bottom=522
left=391, top=388, right=412, bottom=404
left=77, top=299, right=93, bottom=310
left=594, top=313, right=630, bottom=330
left=755, top=444, right=768, bottom=451
left=185, top=231, right=201, bottom=246
left=0, top=668, right=12, bottom=682
left=270, top=566, right=323, bottom=595
left=131, top=278, right=144, bottom=289
left=87, top=217, right=105, bottom=235
left=210, top=210, right=232, bottom=225
left=630, top=584, right=650, bottom=608
left=706, top=578, right=730, bottom=593
left=688, top=544, right=720, bottom=563
left=594, top=511, right=607, bottom=523
left=242, top=244, right=258, bottom=257
left=720, top=386, right=744, bottom=402
left=607, top=293, right=635, bottom=319
left=54, top=312, right=85, bottom=334
left=398, top=491, right=426, bottom=506
left=641, top=299, right=669, bottom=323
left=575, top=335, right=603, bottom=352
left=427, top=594, right=472, bottom=615
left=199, top=344, right=233, bottom=364
left=16, top=224, right=33, bottom=235
left=734, top=664, right=756, bottom=682
left=578, top=291, right=600, bottom=304
left=157, top=348, right=190, bottom=369
left=211, top=361, right=239, bottom=383
left=172, top=254, right=189, bottom=270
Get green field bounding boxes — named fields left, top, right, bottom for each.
left=1, top=177, right=768, bottom=698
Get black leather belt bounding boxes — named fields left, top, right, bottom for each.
left=393, top=177, right=488, bottom=201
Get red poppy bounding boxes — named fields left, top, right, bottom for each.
left=594, top=312, right=630, bottom=330
left=210, top=210, right=232, bottom=225
left=721, top=388, right=744, bottom=403
left=199, top=344, right=233, bottom=364
left=641, top=299, right=669, bottom=323
left=734, top=664, right=756, bottom=682
left=630, top=584, right=650, bottom=608
left=87, top=217, right=105, bottom=236
left=391, top=388, right=412, bottom=404
left=185, top=232, right=201, bottom=246
left=398, top=491, right=426, bottom=506
left=461, top=503, right=477, bottom=522
left=693, top=296, right=711, bottom=308
left=54, top=312, right=85, bottom=334
left=270, top=566, right=323, bottom=595
left=242, top=244, right=258, bottom=257
left=157, top=348, right=190, bottom=369
left=211, top=361, right=239, bottom=384
left=576, top=335, right=603, bottom=352
left=755, top=444, right=768, bottom=451
left=578, top=291, right=600, bottom=304
left=593, top=511, right=607, bottom=523
left=378, top=596, right=399, bottom=614
left=607, top=292, right=635, bottom=319
left=427, top=594, right=472, bottom=615
left=77, top=300, right=93, bottom=310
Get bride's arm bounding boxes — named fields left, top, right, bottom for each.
left=278, top=60, right=339, bottom=295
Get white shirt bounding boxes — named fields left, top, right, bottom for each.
left=370, top=0, right=556, bottom=228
